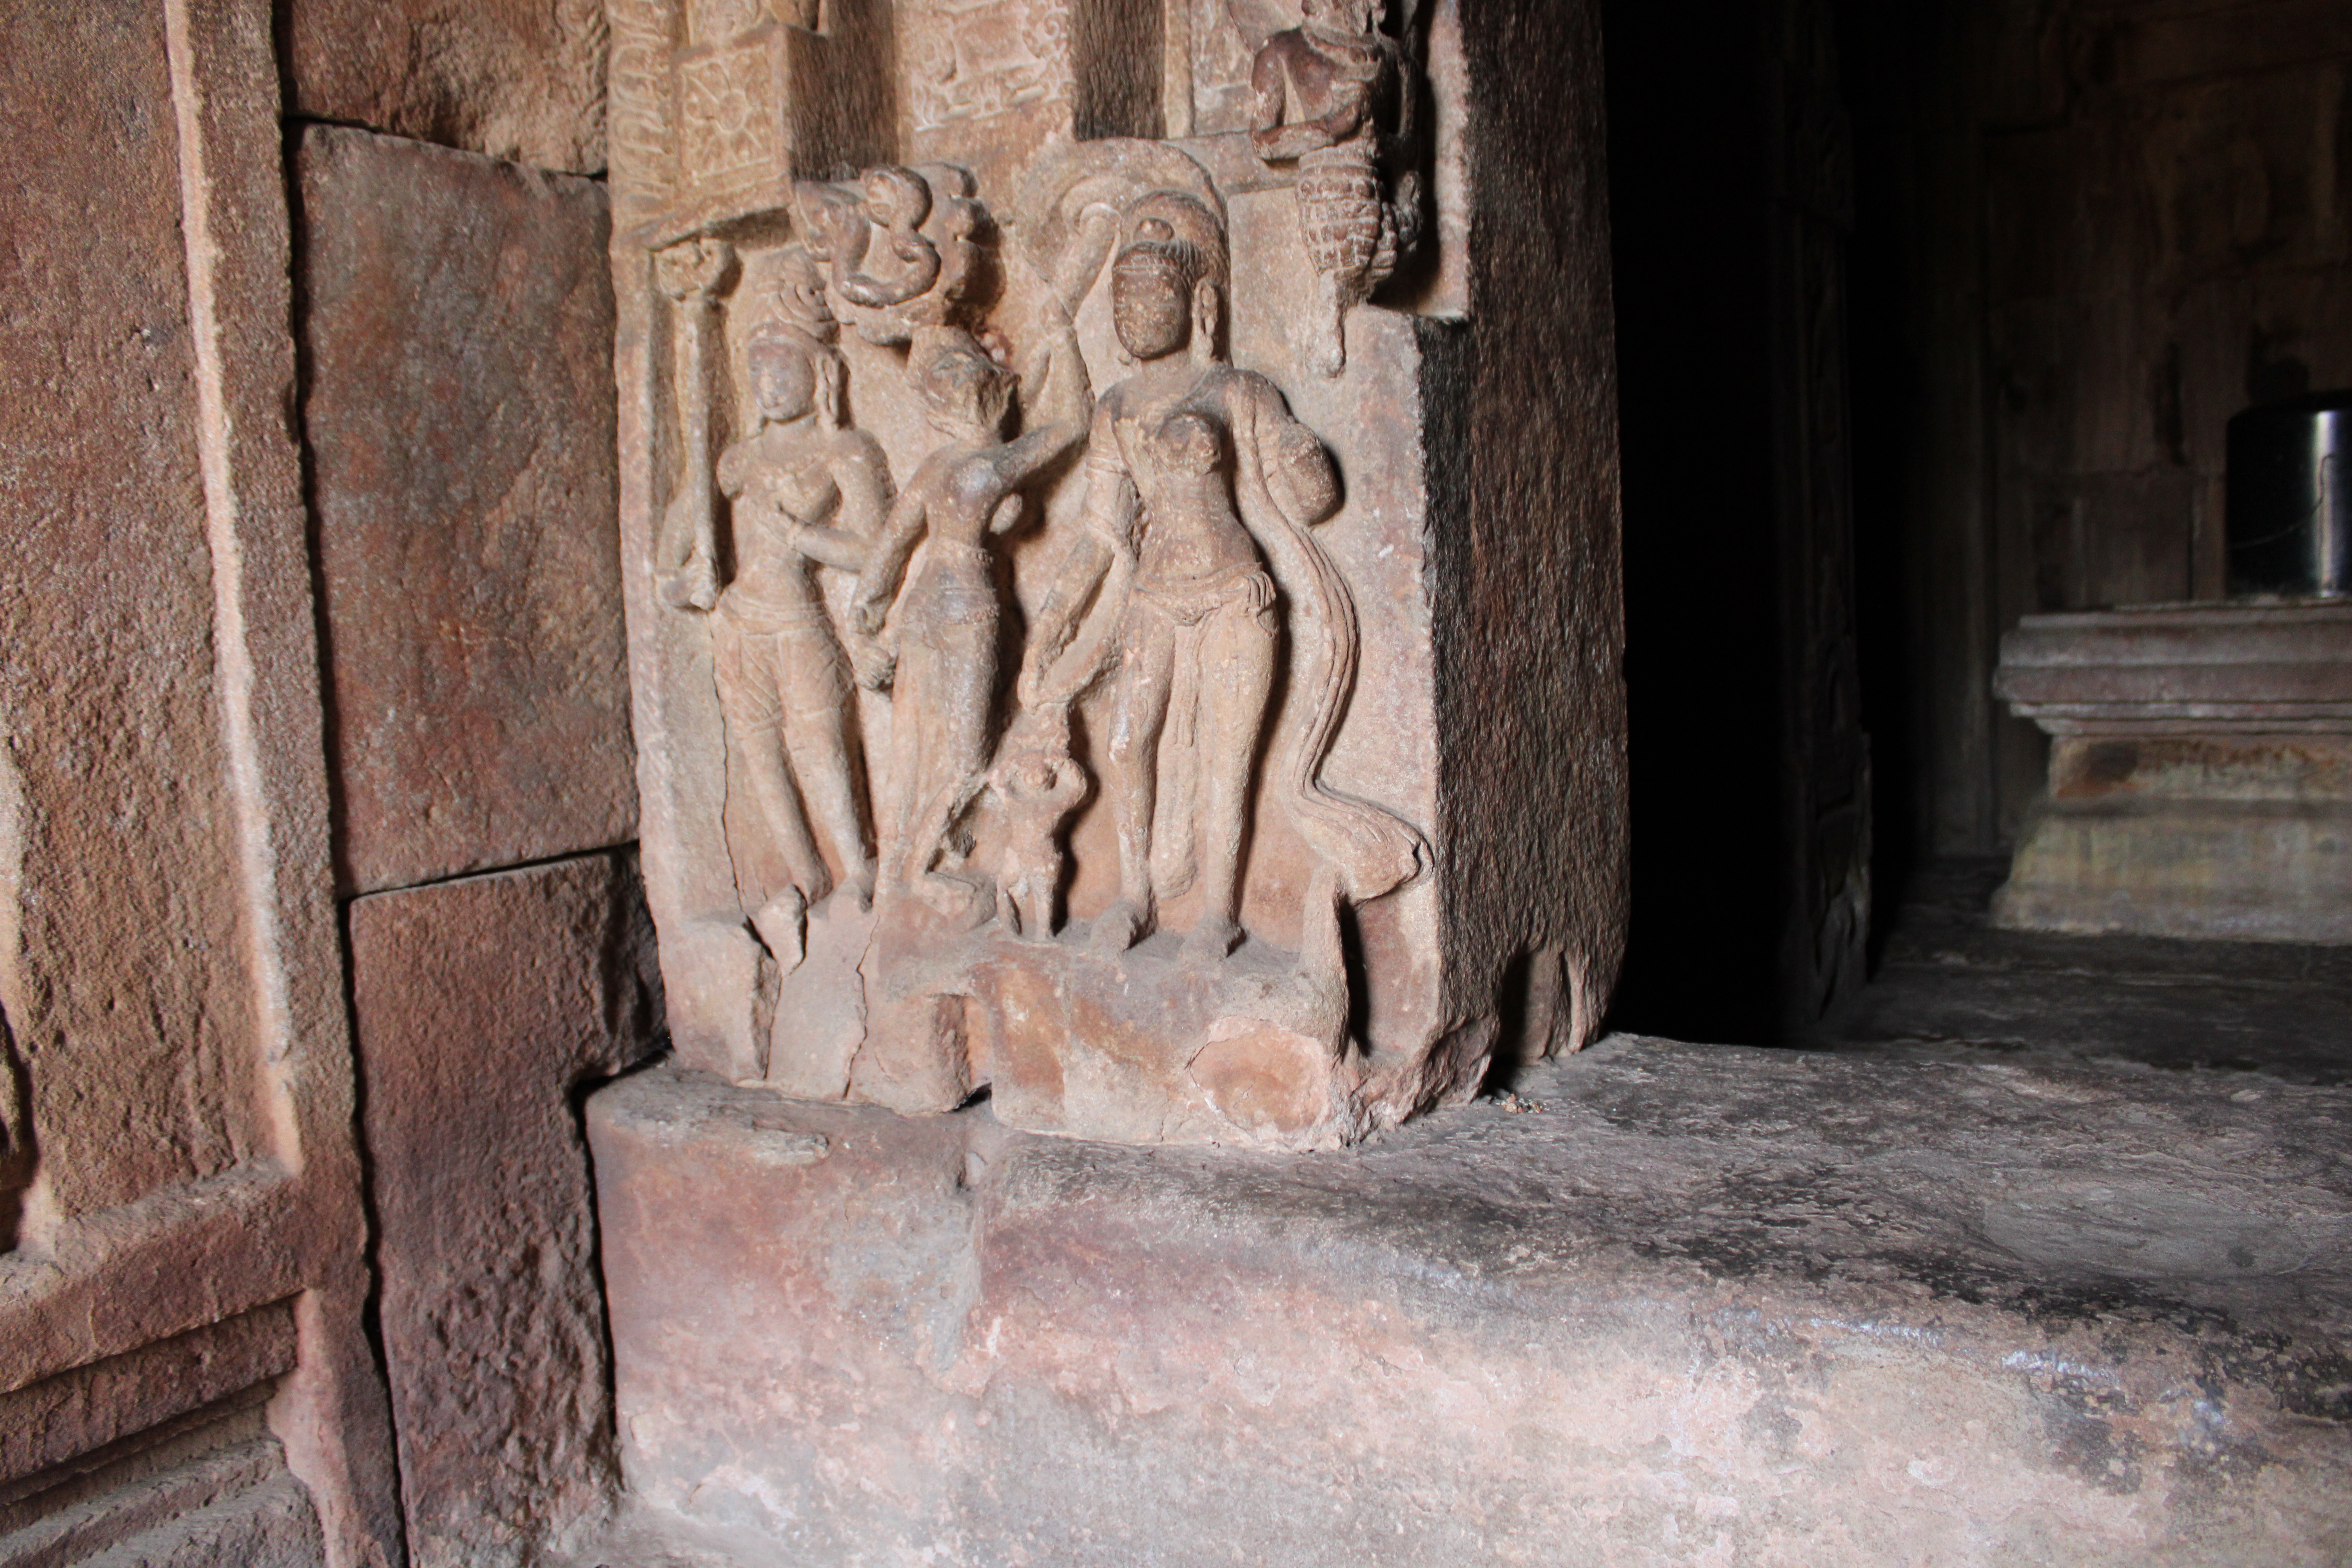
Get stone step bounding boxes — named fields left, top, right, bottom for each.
left=584, top=1035, right=2352, bottom=1565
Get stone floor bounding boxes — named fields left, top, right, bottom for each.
left=575, top=1036, right=2352, bottom=1563
left=559, top=860, right=2352, bottom=1565
left=1820, top=858, right=2352, bottom=1084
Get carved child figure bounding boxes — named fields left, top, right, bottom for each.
left=1249, top=0, right=1422, bottom=375
left=986, top=706, right=1088, bottom=939
left=711, top=292, right=892, bottom=966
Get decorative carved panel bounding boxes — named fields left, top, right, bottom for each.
left=606, top=0, right=1621, bottom=1149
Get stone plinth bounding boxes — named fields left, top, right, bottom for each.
left=586, top=1037, right=2352, bottom=1565
left=1993, top=601, right=2352, bottom=943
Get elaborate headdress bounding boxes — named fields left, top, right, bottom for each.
left=1113, top=189, right=1229, bottom=296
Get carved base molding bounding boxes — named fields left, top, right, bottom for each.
left=1994, top=601, right=2352, bottom=945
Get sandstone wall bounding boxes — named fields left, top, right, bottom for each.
left=0, top=5, right=652, bottom=1568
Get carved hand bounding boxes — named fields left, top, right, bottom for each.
left=848, top=634, right=897, bottom=691
left=653, top=236, right=734, bottom=302
left=659, top=553, right=720, bottom=612
left=1271, top=425, right=1341, bottom=523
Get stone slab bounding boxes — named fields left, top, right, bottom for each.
left=0, top=1304, right=294, bottom=1489
left=283, top=0, right=607, bottom=174
left=588, top=1035, right=2352, bottom=1565
left=348, top=851, right=664, bottom=1568
left=1994, top=601, right=2352, bottom=942
left=1995, top=601, right=2352, bottom=731
left=298, top=125, right=634, bottom=895
left=1826, top=858, right=2352, bottom=1085
left=1994, top=792, right=2352, bottom=944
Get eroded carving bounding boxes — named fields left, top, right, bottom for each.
left=793, top=165, right=986, bottom=341
left=708, top=250, right=891, bottom=965
left=679, top=44, right=782, bottom=191
left=1021, top=192, right=1291, bottom=962
left=654, top=236, right=736, bottom=612
left=900, top=0, right=1073, bottom=133
left=619, top=8, right=1486, bottom=1147
left=857, top=324, right=1089, bottom=914
left=1247, top=0, right=1423, bottom=375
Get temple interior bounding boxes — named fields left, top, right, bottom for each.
left=1, top=0, right=2346, bottom=1563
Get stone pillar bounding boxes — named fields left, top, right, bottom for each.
left=1993, top=601, right=2352, bottom=943
left=606, top=0, right=1626, bottom=1151
left=293, top=120, right=663, bottom=1567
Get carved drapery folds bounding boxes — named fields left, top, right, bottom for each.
left=614, top=0, right=1512, bottom=1150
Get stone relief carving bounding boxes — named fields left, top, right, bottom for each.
left=653, top=236, right=736, bottom=612
left=617, top=8, right=1495, bottom=1147
left=708, top=251, right=891, bottom=965
left=678, top=44, right=783, bottom=191
left=1245, top=0, right=1423, bottom=374
left=792, top=164, right=986, bottom=340
left=857, top=323, right=1088, bottom=915
left=901, top=0, right=1074, bottom=134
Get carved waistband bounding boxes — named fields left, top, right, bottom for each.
left=1131, top=562, right=1274, bottom=627
left=718, top=590, right=833, bottom=631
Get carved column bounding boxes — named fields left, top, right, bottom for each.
left=605, top=0, right=1626, bottom=1150
left=653, top=236, right=735, bottom=611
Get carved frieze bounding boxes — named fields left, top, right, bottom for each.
left=901, top=0, right=1073, bottom=134
left=1245, top=0, right=1424, bottom=374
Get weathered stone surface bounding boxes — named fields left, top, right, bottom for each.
left=0, top=0, right=261, bottom=1227
left=1825, top=857, right=2352, bottom=1085
left=0, top=1303, right=295, bottom=1489
left=283, top=0, right=608, bottom=174
left=348, top=851, right=664, bottom=1567
left=607, top=0, right=1625, bottom=1146
left=1, top=1437, right=327, bottom=1568
left=298, top=125, right=635, bottom=897
left=590, top=1035, right=2352, bottom=1564
left=0, top=5, right=402, bottom=1562
left=1994, top=601, right=2352, bottom=943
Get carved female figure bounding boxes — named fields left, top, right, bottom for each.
left=1022, top=196, right=1321, bottom=960
left=1248, top=0, right=1421, bottom=376
left=852, top=328, right=1089, bottom=910
left=1022, top=187, right=1428, bottom=975
left=712, top=310, right=892, bottom=964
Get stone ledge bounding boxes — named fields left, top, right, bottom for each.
left=1994, top=600, right=2352, bottom=731
left=587, top=1036, right=2352, bottom=1565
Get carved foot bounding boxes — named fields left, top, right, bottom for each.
left=1180, top=913, right=1244, bottom=966
left=1090, top=897, right=1154, bottom=956
left=751, top=888, right=808, bottom=972
left=916, top=871, right=994, bottom=931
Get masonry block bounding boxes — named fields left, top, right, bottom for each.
left=298, top=124, right=634, bottom=896
left=349, top=851, right=664, bottom=1567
